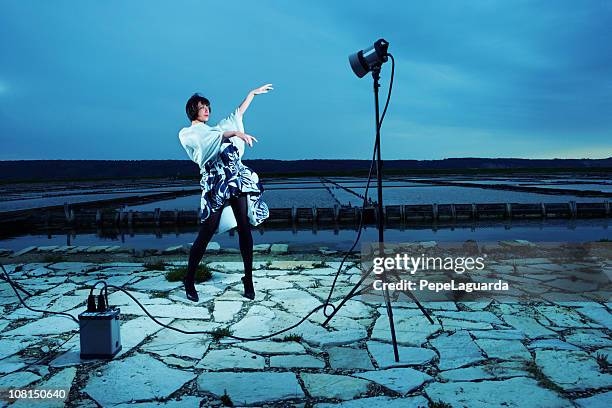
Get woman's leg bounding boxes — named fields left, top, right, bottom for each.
left=229, top=194, right=254, bottom=286
left=186, top=207, right=223, bottom=285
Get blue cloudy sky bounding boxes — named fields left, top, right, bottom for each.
left=1, top=0, right=611, bottom=160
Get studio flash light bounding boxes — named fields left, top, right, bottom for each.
left=348, top=38, right=390, bottom=78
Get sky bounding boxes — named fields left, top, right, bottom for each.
left=1, top=0, right=611, bottom=161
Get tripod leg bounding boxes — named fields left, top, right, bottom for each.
left=322, top=269, right=371, bottom=327
left=383, top=287, right=400, bottom=361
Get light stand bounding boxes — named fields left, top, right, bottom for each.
left=323, top=39, right=434, bottom=363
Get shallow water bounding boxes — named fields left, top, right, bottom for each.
left=1, top=219, right=608, bottom=252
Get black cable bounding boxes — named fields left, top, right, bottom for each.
left=0, top=263, right=79, bottom=324
left=0, top=272, right=32, bottom=298
left=105, top=284, right=360, bottom=341
left=322, top=53, right=395, bottom=316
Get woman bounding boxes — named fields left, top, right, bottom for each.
left=178, top=84, right=272, bottom=302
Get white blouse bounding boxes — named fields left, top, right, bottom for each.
left=178, top=108, right=253, bottom=233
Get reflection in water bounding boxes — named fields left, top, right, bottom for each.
left=0, top=219, right=608, bottom=252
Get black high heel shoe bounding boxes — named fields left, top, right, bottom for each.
left=182, top=276, right=199, bottom=302
left=241, top=276, right=255, bottom=300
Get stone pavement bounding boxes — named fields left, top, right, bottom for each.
left=0, top=249, right=611, bottom=407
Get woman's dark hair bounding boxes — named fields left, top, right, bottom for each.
left=185, top=93, right=211, bottom=121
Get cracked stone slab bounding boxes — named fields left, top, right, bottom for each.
left=440, top=318, right=493, bottom=330
left=0, top=338, right=38, bottom=360
left=434, top=311, right=504, bottom=325
left=0, top=371, right=41, bottom=389
left=36, top=245, right=60, bottom=252
left=0, top=356, right=27, bottom=375
left=253, top=277, right=294, bottom=290
left=81, top=274, right=138, bottom=288
left=502, top=315, right=557, bottom=338
left=307, top=328, right=368, bottom=348
left=328, top=347, right=374, bottom=370
left=535, top=349, right=612, bottom=392
left=565, top=330, right=612, bottom=349
left=575, top=391, right=612, bottom=408
left=577, top=305, right=612, bottom=328
left=10, top=246, right=38, bottom=257
left=308, top=314, right=367, bottom=333
left=3, top=315, right=78, bottom=336
left=162, top=245, right=186, bottom=254
left=527, top=339, right=581, bottom=351
left=48, top=262, right=97, bottom=272
left=439, top=361, right=526, bottom=381
left=536, top=305, right=597, bottom=329
left=10, top=367, right=76, bottom=408
left=253, top=243, right=271, bottom=252
left=129, top=275, right=183, bottom=292
left=119, top=303, right=210, bottom=319
left=270, top=244, right=289, bottom=254
left=469, top=329, right=525, bottom=340
left=371, top=308, right=440, bottom=347
left=84, top=246, right=111, bottom=253
left=26, top=266, right=55, bottom=277
left=267, top=260, right=317, bottom=270
left=475, top=339, right=531, bottom=361
left=268, top=289, right=321, bottom=315
left=301, top=373, right=370, bottom=400
left=207, top=261, right=266, bottom=272
left=212, top=300, right=243, bottom=322
left=314, top=395, right=430, bottom=408
left=113, top=397, right=203, bottom=408
left=425, top=377, right=573, bottom=407
left=197, top=372, right=304, bottom=405
left=354, top=367, right=432, bottom=394
left=83, top=353, right=195, bottom=405
left=230, top=306, right=334, bottom=346
left=431, top=330, right=485, bottom=370
left=366, top=341, right=436, bottom=368
left=270, top=354, right=325, bottom=368
left=141, top=324, right=213, bottom=360
left=237, top=340, right=307, bottom=355
left=159, top=356, right=196, bottom=369
left=196, top=348, right=265, bottom=370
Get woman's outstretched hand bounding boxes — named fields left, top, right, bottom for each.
left=237, top=132, right=258, bottom=147
left=251, top=84, right=273, bottom=95
left=239, top=84, right=273, bottom=116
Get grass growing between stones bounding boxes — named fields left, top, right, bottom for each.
left=143, top=260, right=167, bottom=271
left=43, top=254, right=67, bottom=263
left=524, top=360, right=564, bottom=393
left=428, top=401, right=452, bottom=408
left=220, top=389, right=233, bottom=406
left=210, top=327, right=233, bottom=341
left=165, top=264, right=212, bottom=283
left=277, top=334, right=303, bottom=342
left=596, top=353, right=610, bottom=373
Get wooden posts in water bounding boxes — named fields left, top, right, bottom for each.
left=2, top=201, right=610, bottom=232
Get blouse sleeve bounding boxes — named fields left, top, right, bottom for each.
left=178, top=126, right=224, bottom=168
left=217, top=108, right=246, bottom=158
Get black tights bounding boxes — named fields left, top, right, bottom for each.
left=186, top=194, right=253, bottom=282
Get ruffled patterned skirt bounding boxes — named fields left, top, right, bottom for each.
left=199, top=139, right=269, bottom=226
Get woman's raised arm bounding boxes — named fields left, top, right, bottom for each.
left=238, top=83, right=273, bottom=116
